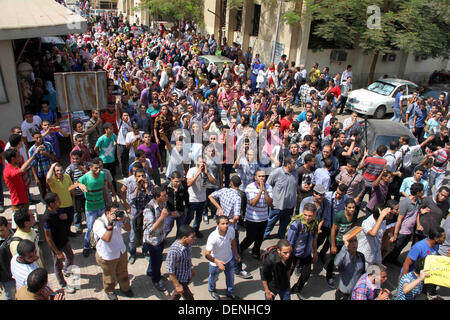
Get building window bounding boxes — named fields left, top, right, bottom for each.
left=235, top=9, right=242, bottom=31
left=252, top=4, right=261, bottom=36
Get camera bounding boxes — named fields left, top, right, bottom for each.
left=115, top=210, right=125, bottom=220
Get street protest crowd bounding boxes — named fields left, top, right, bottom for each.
left=0, top=4, right=449, bottom=301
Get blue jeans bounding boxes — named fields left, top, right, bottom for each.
left=265, top=288, right=290, bottom=300
left=233, top=226, right=243, bottom=274
left=208, top=259, right=235, bottom=295
left=142, top=242, right=164, bottom=283
left=83, top=208, right=105, bottom=249
left=264, top=208, right=294, bottom=239
left=1, top=280, right=16, bottom=300
left=390, top=108, right=402, bottom=122
left=185, top=202, right=206, bottom=232
left=428, top=170, right=445, bottom=197
left=165, top=213, right=185, bottom=238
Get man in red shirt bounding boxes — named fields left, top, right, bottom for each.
left=0, top=139, right=5, bottom=212
left=280, top=108, right=294, bottom=134
left=327, top=79, right=341, bottom=99
left=101, top=101, right=118, bottom=134
left=3, top=148, right=38, bottom=211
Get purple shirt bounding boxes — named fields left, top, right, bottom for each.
left=366, top=182, right=388, bottom=212
left=137, top=143, right=159, bottom=168
left=41, top=130, right=63, bottom=159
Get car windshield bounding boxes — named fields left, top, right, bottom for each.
left=375, top=135, right=418, bottom=149
left=367, top=81, right=396, bottom=96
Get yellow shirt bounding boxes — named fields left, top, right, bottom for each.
left=309, top=68, right=320, bottom=82
left=48, top=174, right=73, bottom=208
left=9, top=229, right=43, bottom=268
left=256, top=121, right=274, bottom=133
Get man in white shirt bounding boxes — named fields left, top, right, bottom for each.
left=299, top=111, right=314, bottom=139
left=93, top=204, right=133, bottom=300
left=185, top=157, right=216, bottom=238
left=10, top=239, right=40, bottom=290
left=21, top=111, right=42, bottom=148
left=341, top=65, right=352, bottom=83
left=205, top=216, right=242, bottom=300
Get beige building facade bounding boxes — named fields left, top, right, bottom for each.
left=117, top=0, right=151, bottom=25
left=201, top=0, right=448, bottom=88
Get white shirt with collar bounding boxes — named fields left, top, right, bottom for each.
left=93, top=214, right=126, bottom=261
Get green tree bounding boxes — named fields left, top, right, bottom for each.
left=140, top=0, right=204, bottom=25
left=298, top=0, right=450, bottom=84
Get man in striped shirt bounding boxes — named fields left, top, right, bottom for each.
left=428, top=141, right=449, bottom=197
left=166, top=225, right=196, bottom=300
left=358, top=145, right=387, bottom=208
left=208, top=176, right=252, bottom=279
left=240, top=170, right=273, bottom=260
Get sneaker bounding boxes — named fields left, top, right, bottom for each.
left=427, top=293, right=443, bottom=300
left=210, top=291, right=220, bottom=300
left=154, top=280, right=166, bottom=292
left=63, top=270, right=72, bottom=278
left=106, top=292, right=118, bottom=300
left=129, top=255, right=136, bottom=265
left=236, top=270, right=253, bottom=279
left=203, top=216, right=209, bottom=224
left=296, top=292, right=307, bottom=300
left=82, top=248, right=90, bottom=258
left=327, top=278, right=335, bottom=289
left=121, top=289, right=134, bottom=298
left=226, top=293, right=241, bottom=300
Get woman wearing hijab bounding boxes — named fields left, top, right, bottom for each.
left=250, top=59, right=261, bottom=91
left=256, top=64, right=267, bottom=89
left=267, top=63, right=279, bottom=89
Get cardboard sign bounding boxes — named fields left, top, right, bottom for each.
left=424, top=255, right=450, bottom=288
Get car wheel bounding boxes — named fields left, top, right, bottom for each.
left=374, top=105, right=386, bottom=119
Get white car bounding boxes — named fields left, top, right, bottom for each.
left=345, top=78, right=419, bottom=119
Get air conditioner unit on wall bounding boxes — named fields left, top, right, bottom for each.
left=330, top=50, right=347, bottom=62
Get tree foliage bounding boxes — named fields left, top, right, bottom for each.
left=303, top=0, right=450, bottom=59
left=140, top=0, right=204, bottom=24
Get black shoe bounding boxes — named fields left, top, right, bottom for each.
left=121, top=289, right=134, bottom=297
left=146, top=272, right=153, bottom=277
left=226, top=294, right=241, bottom=300
left=210, top=291, right=220, bottom=300
left=82, top=248, right=90, bottom=258
left=291, top=284, right=299, bottom=293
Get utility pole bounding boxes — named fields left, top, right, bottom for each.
left=271, top=0, right=282, bottom=64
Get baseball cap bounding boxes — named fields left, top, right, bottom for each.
left=313, top=184, right=326, bottom=195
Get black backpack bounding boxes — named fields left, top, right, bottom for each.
left=260, top=246, right=278, bottom=264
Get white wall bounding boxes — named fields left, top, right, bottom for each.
left=0, top=40, right=23, bottom=141
left=305, top=48, right=448, bottom=89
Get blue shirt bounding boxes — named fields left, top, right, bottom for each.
left=312, top=168, right=331, bottom=192
left=414, top=108, right=428, bottom=128
left=399, top=177, right=429, bottom=197
left=402, top=238, right=439, bottom=273
left=394, top=92, right=403, bottom=109
left=39, top=110, right=58, bottom=124
left=395, top=272, right=423, bottom=300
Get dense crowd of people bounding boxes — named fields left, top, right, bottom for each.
left=0, top=6, right=449, bottom=301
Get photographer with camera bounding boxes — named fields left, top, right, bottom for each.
left=93, top=203, right=133, bottom=300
